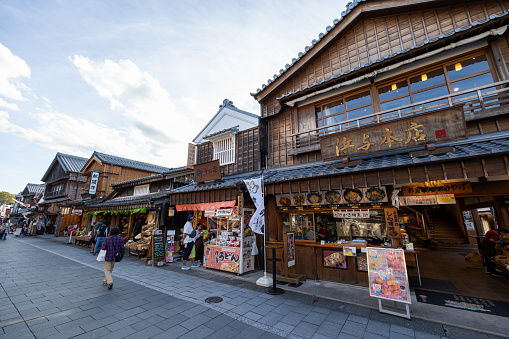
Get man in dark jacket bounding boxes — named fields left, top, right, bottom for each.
left=101, top=227, right=125, bottom=290
left=132, top=218, right=144, bottom=239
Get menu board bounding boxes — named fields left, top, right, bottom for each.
left=166, top=230, right=175, bottom=263
left=286, top=232, right=295, bottom=267
left=323, top=250, right=348, bottom=269
left=366, top=248, right=411, bottom=304
left=152, top=233, right=165, bottom=260
left=276, top=186, right=388, bottom=208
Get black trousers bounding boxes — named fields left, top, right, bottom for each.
left=482, top=241, right=496, bottom=273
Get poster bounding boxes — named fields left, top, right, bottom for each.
left=356, top=252, right=368, bottom=272
left=323, top=250, right=347, bottom=269
left=343, top=246, right=357, bottom=257
left=166, top=230, right=175, bottom=263
left=367, top=247, right=411, bottom=304
left=333, top=210, right=369, bottom=218
left=286, top=232, right=295, bottom=267
left=203, top=246, right=240, bottom=273
left=363, top=187, right=388, bottom=206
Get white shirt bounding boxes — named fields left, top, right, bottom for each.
left=183, top=221, right=195, bottom=244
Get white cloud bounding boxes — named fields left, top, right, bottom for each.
left=0, top=43, right=31, bottom=101
left=0, top=98, right=19, bottom=111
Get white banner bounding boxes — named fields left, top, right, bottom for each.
left=216, top=208, right=232, bottom=216
left=89, top=170, right=100, bottom=195
left=244, top=178, right=264, bottom=234
left=333, top=210, right=370, bottom=218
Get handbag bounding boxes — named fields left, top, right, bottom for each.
left=189, top=229, right=197, bottom=238
left=115, top=251, right=124, bottom=262
left=96, top=249, right=107, bottom=262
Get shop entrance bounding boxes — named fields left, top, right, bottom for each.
left=399, top=198, right=509, bottom=303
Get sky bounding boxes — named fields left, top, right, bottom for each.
left=0, top=0, right=349, bottom=195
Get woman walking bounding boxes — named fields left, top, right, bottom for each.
left=101, top=227, right=125, bottom=290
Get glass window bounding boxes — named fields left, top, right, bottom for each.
left=378, top=80, right=409, bottom=102
left=345, top=91, right=371, bottom=109
left=290, top=213, right=315, bottom=241
left=410, top=68, right=446, bottom=92
left=323, top=100, right=344, bottom=116
left=446, top=55, right=490, bottom=81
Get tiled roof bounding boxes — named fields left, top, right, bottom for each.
left=91, top=151, right=170, bottom=173
left=264, top=135, right=509, bottom=183
left=111, top=166, right=190, bottom=187
left=171, top=171, right=271, bottom=194
left=23, top=184, right=45, bottom=195
left=86, top=191, right=170, bottom=208
left=57, top=153, right=88, bottom=173
left=252, top=0, right=509, bottom=99
left=41, top=152, right=88, bottom=182
left=205, top=126, right=239, bottom=139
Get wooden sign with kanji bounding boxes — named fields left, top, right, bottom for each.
left=320, top=106, right=466, bottom=162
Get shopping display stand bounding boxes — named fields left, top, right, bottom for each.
left=266, top=243, right=284, bottom=295
left=276, top=232, right=306, bottom=285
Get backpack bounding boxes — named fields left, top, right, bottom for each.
left=97, top=225, right=107, bottom=237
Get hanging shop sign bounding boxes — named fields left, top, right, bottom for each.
left=276, top=186, right=387, bottom=208
left=194, top=160, right=221, bottom=183
left=216, top=208, right=233, bottom=217
left=320, top=106, right=466, bottom=162
left=333, top=210, right=370, bottom=218
left=399, top=194, right=456, bottom=206
left=187, top=143, right=197, bottom=169
left=286, top=232, right=295, bottom=267
left=89, top=170, right=100, bottom=195
left=384, top=208, right=400, bottom=238
left=367, top=247, right=411, bottom=304
left=402, top=181, right=472, bottom=196
left=71, top=209, right=82, bottom=216
left=204, top=209, right=215, bottom=217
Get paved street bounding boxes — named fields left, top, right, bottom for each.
left=0, top=236, right=505, bottom=339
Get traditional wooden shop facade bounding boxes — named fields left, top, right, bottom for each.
left=171, top=99, right=262, bottom=274
left=252, top=0, right=509, bottom=285
left=39, top=152, right=88, bottom=234
left=84, top=167, right=193, bottom=243
left=63, top=151, right=171, bottom=235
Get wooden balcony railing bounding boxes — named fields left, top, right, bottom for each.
left=290, top=80, right=509, bottom=154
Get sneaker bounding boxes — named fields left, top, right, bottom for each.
left=191, top=263, right=200, bottom=267
left=181, top=266, right=190, bottom=270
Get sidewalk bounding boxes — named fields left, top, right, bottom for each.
left=9, top=234, right=508, bottom=338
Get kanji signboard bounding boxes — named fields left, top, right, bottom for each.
left=402, top=181, right=472, bottom=196
left=193, top=160, right=221, bottom=182
left=320, top=106, right=466, bottom=161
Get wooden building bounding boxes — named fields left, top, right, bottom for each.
left=252, top=0, right=509, bottom=285
left=39, top=152, right=88, bottom=235
left=63, top=151, right=171, bottom=235
left=84, top=166, right=193, bottom=243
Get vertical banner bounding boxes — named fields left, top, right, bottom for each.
left=243, top=177, right=264, bottom=234
left=89, top=170, right=100, bottom=195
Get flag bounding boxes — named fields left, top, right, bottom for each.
left=243, top=177, right=264, bottom=234
left=33, top=198, right=41, bottom=210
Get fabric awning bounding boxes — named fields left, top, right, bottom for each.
left=176, top=200, right=237, bottom=212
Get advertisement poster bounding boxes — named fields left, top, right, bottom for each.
left=286, top=232, right=295, bottom=267
left=166, top=230, right=175, bottom=263
left=367, top=247, right=411, bottom=304
left=204, top=246, right=240, bottom=273
left=343, top=246, right=357, bottom=257
left=333, top=210, right=370, bottom=218
left=356, top=252, right=368, bottom=272
left=323, top=250, right=347, bottom=269
left=363, top=187, right=388, bottom=206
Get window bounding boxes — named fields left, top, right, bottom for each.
left=134, top=184, right=149, bottom=196
left=377, top=52, right=495, bottom=118
left=48, top=183, right=65, bottom=196
left=213, top=136, right=235, bottom=165
left=316, top=90, right=373, bottom=134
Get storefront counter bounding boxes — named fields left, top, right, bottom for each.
left=203, top=245, right=254, bottom=274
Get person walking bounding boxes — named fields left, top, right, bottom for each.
left=0, top=223, right=6, bottom=240
left=181, top=214, right=198, bottom=270
left=101, top=227, right=124, bottom=290
left=94, top=221, right=109, bottom=254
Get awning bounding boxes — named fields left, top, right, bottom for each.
left=176, top=200, right=237, bottom=212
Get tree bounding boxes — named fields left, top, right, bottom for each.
left=0, top=192, right=15, bottom=205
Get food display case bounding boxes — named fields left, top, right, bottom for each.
left=203, top=207, right=255, bottom=274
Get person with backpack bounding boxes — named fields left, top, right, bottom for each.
left=101, top=227, right=124, bottom=290
left=94, top=221, right=109, bottom=254
left=181, top=214, right=199, bottom=270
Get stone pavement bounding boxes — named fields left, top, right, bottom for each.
left=0, top=235, right=505, bottom=339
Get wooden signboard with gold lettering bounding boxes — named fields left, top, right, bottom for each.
left=402, top=181, right=472, bottom=196
left=320, top=106, right=466, bottom=162
left=194, top=160, right=221, bottom=182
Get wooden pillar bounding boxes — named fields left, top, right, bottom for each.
left=493, top=196, right=508, bottom=229
left=266, top=195, right=278, bottom=242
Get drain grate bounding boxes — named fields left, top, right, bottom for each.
left=205, top=297, right=223, bottom=303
